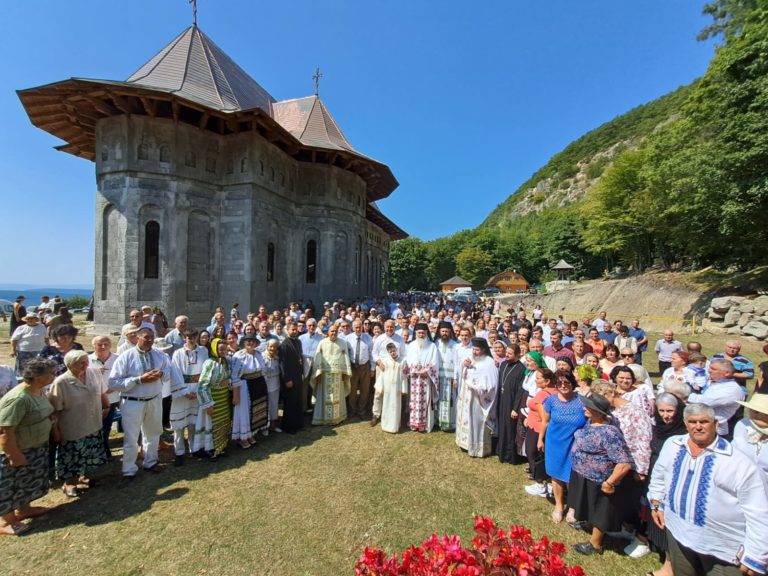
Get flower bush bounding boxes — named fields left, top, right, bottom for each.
left=355, top=516, right=585, bottom=576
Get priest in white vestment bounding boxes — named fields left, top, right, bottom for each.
left=312, top=325, right=352, bottom=425
left=455, top=337, right=499, bottom=457
left=436, top=321, right=458, bottom=431
left=405, top=323, right=439, bottom=432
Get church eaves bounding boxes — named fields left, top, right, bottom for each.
left=126, top=25, right=275, bottom=113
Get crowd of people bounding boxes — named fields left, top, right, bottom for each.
left=2, top=293, right=768, bottom=576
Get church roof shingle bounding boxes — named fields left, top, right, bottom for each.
left=127, top=25, right=275, bottom=113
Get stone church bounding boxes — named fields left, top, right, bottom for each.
left=18, top=25, right=405, bottom=331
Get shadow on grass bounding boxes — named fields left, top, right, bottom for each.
left=27, top=417, right=339, bottom=534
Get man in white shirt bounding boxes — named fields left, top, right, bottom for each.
left=299, top=319, right=324, bottom=413
left=649, top=403, right=768, bottom=576
left=89, top=335, right=119, bottom=460
left=164, top=315, right=188, bottom=354
left=346, top=319, right=372, bottom=419
left=688, top=359, right=745, bottom=438
left=109, top=328, right=175, bottom=479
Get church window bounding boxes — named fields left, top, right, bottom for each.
left=185, top=151, right=196, bottom=167
left=259, top=160, right=264, bottom=175
left=144, top=221, right=160, bottom=279
left=159, top=145, right=170, bottom=163
left=270, top=167, right=275, bottom=182
left=240, top=157, right=248, bottom=173
left=205, top=157, right=216, bottom=173
left=306, top=240, right=317, bottom=284
left=137, top=143, right=149, bottom=160
left=101, top=147, right=109, bottom=161
left=267, top=242, right=275, bottom=282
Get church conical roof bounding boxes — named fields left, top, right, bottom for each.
left=126, top=25, right=275, bottom=113
left=272, top=95, right=355, bottom=152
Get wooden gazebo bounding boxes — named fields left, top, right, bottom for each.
left=551, top=259, right=575, bottom=281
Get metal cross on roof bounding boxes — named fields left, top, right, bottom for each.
left=312, top=67, right=323, bottom=96
left=189, top=0, right=198, bottom=26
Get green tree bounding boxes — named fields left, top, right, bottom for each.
left=389, top=237, right=429, bottom=291
left=455, top=246, right=495, bottom=287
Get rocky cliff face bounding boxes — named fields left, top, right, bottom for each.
left=496, top=139, right=637, bottom=223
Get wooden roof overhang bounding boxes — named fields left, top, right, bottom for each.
left=17, top=78, right=399, bottom=204
left=365, top=204, right=407, bottom=241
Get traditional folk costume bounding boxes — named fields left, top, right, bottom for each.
left=231, top=336, right=268, bottom=440
left=108, top=344, right=173, bottom=476
left=193, top=339, right=232, bottom=456
left=312, top=336, right=352, bottom=425
left=405, top=326, right=439, bottom=432
left=278, top=335, right=304, bottom=434
left=170, top=344, right=208, bottom=457
left=435, top=323, right=458, bottom=432
left=455, top=338, right=499, bottom=458
left=494, top=357, right=527, bottom=464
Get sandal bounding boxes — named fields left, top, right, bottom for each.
left=62, top=485, right=79, bottom=498
left=0, top=522, right=31, bottom=536
left=551, top=509, right=564, bottom=524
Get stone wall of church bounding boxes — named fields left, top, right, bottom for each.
left=92, top=114, right=390, bottom=332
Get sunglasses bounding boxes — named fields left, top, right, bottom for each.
left=620, top=353, right=635, bottom=358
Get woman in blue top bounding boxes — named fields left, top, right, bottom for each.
left=538, top=370, right=587, bottom=524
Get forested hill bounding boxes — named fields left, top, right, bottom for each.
left=480, top=85, right=692, bottom=228
left=388, top=0, right=768, bottom=292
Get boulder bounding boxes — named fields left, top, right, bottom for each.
left=739, top=312, right=754, bottom=328
left=707, top=308, right=724, bottom=321
left=727, top=326, right=743, bottom=335
left=742, top=321, right=768, bottom=340
left=711, top=297, right=736, bottom=313
left=738, top=301, right=756, bottom=314
left=723, top=308, right=742, bottom=328
left=753, top=295, right=768, bottom=316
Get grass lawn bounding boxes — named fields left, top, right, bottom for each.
left=2, top=419, right=659, bottom=576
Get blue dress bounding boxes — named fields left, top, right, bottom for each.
left=543, top=394, right=588, bottom=482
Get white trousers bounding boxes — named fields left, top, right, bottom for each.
left=173, top=425, right=195, bottom=456
left=121, top=396, right=163, bottom=476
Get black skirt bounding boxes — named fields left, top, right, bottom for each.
left=567, top=470, right=624, bottom=533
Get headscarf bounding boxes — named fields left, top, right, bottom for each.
left=651, top=393, right=686, bottom=464
left=575, top=364, right=598, bottom=384
left=210, top=338, right=223, bottom=359
left=525, top=351, right=546, bottom=375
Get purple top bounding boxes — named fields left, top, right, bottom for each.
left=571, top=423, right=634, bottom=483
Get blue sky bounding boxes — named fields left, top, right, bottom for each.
left=1, top=0, right=715, bottom=286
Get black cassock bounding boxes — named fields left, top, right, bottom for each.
left=495, top=359, right=527, bottom=464
left=279, top=336, right=305, bottom=434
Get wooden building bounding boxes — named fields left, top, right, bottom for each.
left=485, top=270, right=529, bottom=293
left=439, top=276, right=472, bottom=293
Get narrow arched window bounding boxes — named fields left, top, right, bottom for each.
left=144, top=221, right=160, bottom=279
left=267, top=242, right=275, bottom=282
left=306, top=240, right=317, bottom=284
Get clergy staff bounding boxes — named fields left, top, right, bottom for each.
left=405, top=323, right=439, bottom=432
left=455, top=337, right=499, bottom=458
left=312, top=324, right=352, bottom=425
left=495, top=343, right=526, bottom=464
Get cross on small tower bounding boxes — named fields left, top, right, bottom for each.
left=312, top=67, right=323, bottom=96
left=189, top=0, right=198, bottom=26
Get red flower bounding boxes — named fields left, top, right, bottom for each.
left=355, top=517, right=585, bottom=575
